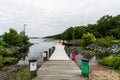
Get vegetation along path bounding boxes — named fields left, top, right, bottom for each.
left=33, top=43, right=85, bottom=80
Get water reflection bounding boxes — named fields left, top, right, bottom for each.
left=18, top=39, right=55, bottom=65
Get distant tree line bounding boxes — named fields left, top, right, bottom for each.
left=49, top=14, right=120, bottom=40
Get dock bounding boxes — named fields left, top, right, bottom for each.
left=33, top=43, right=85, bottom=80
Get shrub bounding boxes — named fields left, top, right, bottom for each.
left=81, top=32, right=96, bottom=46
left=0, top=38, right=8, bottom=47
left=0, top=46, right=8, bottom=56
left=0, top=46, right=16, bottom=57
left=97, top=36, right=114, bottom=46
left=3, top=57, right=16, bottom=65
left=94, top=48, right=101, bottom=53
left=99, top=54, right=120, bottom=70
left=17, top=67, right=30, bottom=80
left=83, top=50, right=95, bottom=59
left=99, top=56, right=114, bottom=67
left=113, top=54, right=120, bottom=69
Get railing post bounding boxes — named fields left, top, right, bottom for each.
left=43, top=51, right=47, bottom=62
left=29, top=59, right=37, bottom=79
left=47, top=50, right=49, bottom=60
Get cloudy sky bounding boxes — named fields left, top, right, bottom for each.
left=0, top=0, right=120, bottom=37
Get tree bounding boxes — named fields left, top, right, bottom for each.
left=3, top=28, right=29, bottom=47
left=97, top=15, right=113, bottom=36
left=109, top=28, right=120, bottom=39
left=3, top=28, right=20, bottom=46
left=62, top=27, right=74, bottom=40
left=74, top=26, right=86, bottom=39
left=81, top=32, right=96, bottom=46
left=20, top=31, right=29, bottom=45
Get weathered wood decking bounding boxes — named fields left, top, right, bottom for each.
left=33, top=43, right=85, bottom=80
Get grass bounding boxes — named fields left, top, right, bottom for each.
left=17, top=67, right=30, bottom=80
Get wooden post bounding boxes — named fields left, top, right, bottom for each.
left=29, top=59, right=37, bottom=79
left=49, top=48, right=51, bottom=57
left=47, top=50, right=49, bottom=60
left=43, top=51, right=47, bottom=62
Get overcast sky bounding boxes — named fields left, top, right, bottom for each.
left=0, top=0, right=120, bottom=37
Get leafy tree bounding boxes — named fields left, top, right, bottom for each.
left=109, top=28, right=120, bottom=39
left=3, top=28, right=20, bottom=46
left=74, top=26, right=86, bottom=39
left=20, top=31, right=29, bottom=45
left=62, top=27, right=74, bottom=40
left=81, top=32, right=96, bottom=46
left=97, top=15, right=113, bottom=36
left=3, top=28, right=29, bottom=47
left=0, top=38, right=8, bottom=47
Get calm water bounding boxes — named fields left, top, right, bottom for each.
left=18, top=38, right=55, bottom=65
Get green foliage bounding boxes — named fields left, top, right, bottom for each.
left=97, top=15, right=113, bottom=37
left=0, top=56, right=16, bottom=68
left=3, top=28, right=29, bottom=47
left=20, top=31, right=29, bottom=45
left=99, top=54, right=120, bottom=70
left=109, top=28, right=120, bottom=39
left=62, top=27, right=75, bottom=40
left=99, top=56, right=114, bottom=67
left=0, top=46, right=15, bottom=57
left=111, top=40, right=120, bottom=44
left=113, top=54, right=120, bottom=69
left=83, top=50, right=95, bottom=55
left=0, top=46, right=8, bottom=56
left=81, top=32, right=96, bottom=46
left=82, top=50, right=95, bottom=59
left=3, top=57, right=16, bottom=65
left=0, top=46, right=16, bottom=68
left=74, top=26, right=86, bottom=39
left=117, top=48, right=120, bottom=53
left=17, top=67, right=30, bottom=80
left=94, top=48, right=101, bottom=53
left=0, top=38, right=8, bottom=47
left=0, top=55, right=4, bottom=68
left=3, top=29, right=18, bottom=46
left=97, top=36, right=114, bottom=46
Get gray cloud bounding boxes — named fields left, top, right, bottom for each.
left=0, top=0, right=120, bottom=37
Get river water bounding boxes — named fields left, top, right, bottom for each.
left=18, top=39, right=55, bottom=65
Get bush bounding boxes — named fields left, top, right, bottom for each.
left=0, top=38, right=8, bottom=47
left=0, top=46, right=8, bottom=56
left=81, top=32, right=96, bottom=46
left=17, top=67, right=30, bottom=80
left=3, top=57, right=16, bottom=65
left=99, top=54, right=120, bottom=69
left=83, top=50, right=95, bottom=59
left=97, top=36, right=114, bottom=46
left=99, top=56, right=114, bottom=67
left=0, top=46, right=16, bottom=57
left=113, top=55, right=120, bottom=69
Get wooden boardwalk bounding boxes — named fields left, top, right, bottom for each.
left=33, top=43, right=85, bottom=80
